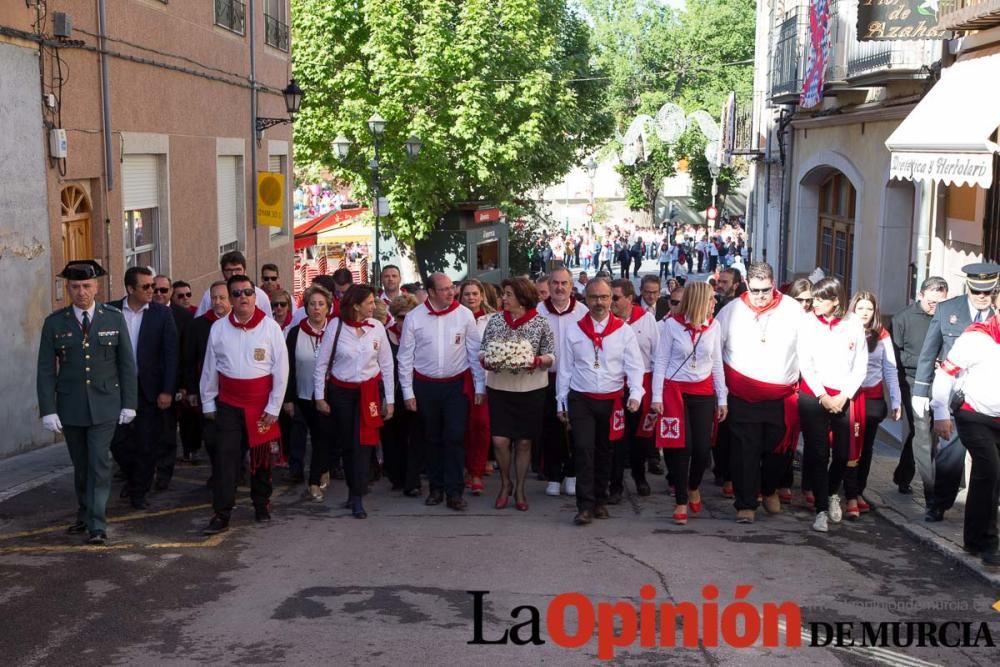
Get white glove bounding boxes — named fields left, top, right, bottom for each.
left=119, top=408, right=136, bottom=425
left=41, top=414, right=63, bottom=434
left=911, top=396, right=929, bottom=419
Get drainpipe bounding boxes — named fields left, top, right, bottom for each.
left=777, top=107, right=795, bottom=284
left=249, top=0, right=259, bottom=276
left=97, top=0, right=114, bottom=292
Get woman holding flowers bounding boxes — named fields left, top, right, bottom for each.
left=479, top=277, right=556, bottom=511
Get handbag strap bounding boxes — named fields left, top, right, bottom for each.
left=325, top=319, right=344, bottom=386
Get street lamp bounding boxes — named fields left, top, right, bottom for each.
left=707, top=160, right=720, bottom=230
left=255, top=78, right=305, bottom=136
left=330, top=116, right=422, bottom=285
left=584, top=157, right=598, bottom=235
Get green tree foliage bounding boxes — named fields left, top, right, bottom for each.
left=291, top=0, right=612, bottom=245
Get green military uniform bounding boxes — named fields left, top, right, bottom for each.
left=37, top=295, right=137, bottom=535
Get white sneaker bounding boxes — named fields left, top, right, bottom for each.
left=812, top=511, right=829, bottom=533
left=545, top=481, right=561, bottom=496
left=828, top=495, right=843, bottom=523
left=563, top=477, right=577, bottom=496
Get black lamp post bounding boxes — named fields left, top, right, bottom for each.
left=255, top=78, right=304, bottom=136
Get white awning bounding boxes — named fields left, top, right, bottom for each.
left=886, top=52, right=1000, bottom=188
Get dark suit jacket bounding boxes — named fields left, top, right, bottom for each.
left=109, top=299, right=179, bottom=404
left=654, top=296, right=672, bottom=321
left=183, top=314, right=216, bottom=396
left=913, top=295, right=994, bottom=398
left=170, top=302, right=194, bottom=341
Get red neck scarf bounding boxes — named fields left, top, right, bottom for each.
left=388, top=322, right=403, bottom=339
left=544, top=296, right=577, bottom=316
left=672, top=313, right=712, bottom=341
left=473, top=309, right=487, bottom=319
left=203, top=310, right=222, bottom=323
left=503, top=308, right=537, bottom=329
left=425, top=300, right=461, bottom=316
left=187, top=305, right=197, bottom=314
left=281, top=309, right=293, bottom=329
left=229, top=307, right=266, bottom=330
left=577, top=313, right=625, bottom=350
left=815, top=313, right=842, bottom=329
left=966, top=314, right=1000, bottom=343
left=342, top=318, right=374, bottom=331
left=300, top=318, right=328, bottom=339
left=627, top=304, right=646, bottom=325
left=740, top=290, right=783, bottom=317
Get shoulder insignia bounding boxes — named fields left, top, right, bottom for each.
left=102, top=304, right=121, bottom=313
left=948, top=314, right=958, bottom=325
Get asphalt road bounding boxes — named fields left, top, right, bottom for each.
left=1, top=457, right=998, bottom=667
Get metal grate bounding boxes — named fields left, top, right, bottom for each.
left=265, top=14, right=290, bottom=51
left=215, top=0, right=246, bottom=35
left=771, top=9, right=803, bottom=98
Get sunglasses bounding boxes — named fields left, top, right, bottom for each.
left=969, top=288, right=995, bottom=296
left=271, top=301, right=289, bottom=308
left=611, top=295, right=626, bottom=301
left=670, top=299, right=681, bottom=306
left=230, top=288, right=255, bottom=298
left=175, top=292, right=192, bottom=299
left=747, top=287, right=772, bottom=295
left=262, top=276, right=279, bottom=282
left=138, top=283, right=154, bottom=291
left=796, top=297, right=814, bottom=305
left=153, top=287, right=170, bottom=294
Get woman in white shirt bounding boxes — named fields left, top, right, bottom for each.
left=283, top=285, right=334, bottom=501
left=314, top=285, right=395, bottom=519
left=460, top=279, right=497, bottom=495
left=843, top=290, right=901, bottom=519
left=796, top=277, right=868, bottom=533
left=650, top=282, right=728, bottom=525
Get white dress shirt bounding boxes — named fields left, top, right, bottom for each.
left=797, top=313, right=868, bottom=397
left=196, top=285, right=272, bottom=318
left=717, top=295, right=802, bottom=387
left=396, top=303, right=485, bottom=401
left=538, top=298, right=589, bottom=369
left=312, top=318, right=394, bottom=403
left=931, top=327, right=1000, bottom=420
left=200, top=313, right=289, bottom=416
left=863, top=333, right=902, bottom=411
left=556, top=314, right=645, bottom=410
left=121, top=301, right=149, bottom=365
left=652, top=317, right=727, bottom=405
left=72, top=304, right=96, bottom=327
left=628, top=310, right=659, bottom=372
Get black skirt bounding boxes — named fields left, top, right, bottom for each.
left=487, top=386, right=547, bottom=441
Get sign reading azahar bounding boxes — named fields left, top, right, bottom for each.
left=890, top=152, right=994, bottom=188
left=857, top=0, right=946, bottom=41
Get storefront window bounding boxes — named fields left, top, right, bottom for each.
left=124, top=208, right=159, bottom=270
left=476, top=239, right=499, bottom=271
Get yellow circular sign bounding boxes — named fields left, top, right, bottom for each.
left=259, top=175, right=282, bottom=206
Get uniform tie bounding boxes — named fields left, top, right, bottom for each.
left=81, top=311, right=90, bottom=337
left=975, top=309, right=987, bottom=323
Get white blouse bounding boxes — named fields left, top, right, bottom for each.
left=652, top=317, right=727, bottom=405
left=313, top=318, right=395, bottom=403
left=796, top=313, right=868, bottom=397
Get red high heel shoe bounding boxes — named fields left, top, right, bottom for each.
left=470, top=479, right=485, bottom=496
left=495, top=482, right=512, bottom=510
left=672, top=508, right=688, bottom=525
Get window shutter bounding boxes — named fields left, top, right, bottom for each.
left=268, top=155, right=281, bottom=172
left=122, top=155, right=159, bottom=210
left=217, top=156, right=239, bottom=251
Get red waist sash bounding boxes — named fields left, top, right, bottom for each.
left=414, top=369, right=474, bottom=402
left=219, top=374, right=282, bottom=472
left=960, top=402, right=1000, bottom=423
left=581, top=389, right=626, bottom=442
left=329, top=374, right=384, bottom=446
left=848, top=382, right=886, bottom=462
left=724, top=364, right=799, bottom=454
left=655, top=377, right=714, bottom=450
left=631, top=372, right=655, bottom=438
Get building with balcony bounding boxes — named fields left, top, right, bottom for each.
left=0, top=0, right=294, bottom=458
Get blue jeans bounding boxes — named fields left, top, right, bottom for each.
left=414, top=377, right=469, bottom=497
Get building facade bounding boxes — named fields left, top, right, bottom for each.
left=0, top=0, right=294, bottom=457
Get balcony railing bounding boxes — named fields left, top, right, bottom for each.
left=770, top=9, right=804, bottom=100
left=265, top=14, right=290, bottom=52
left=939, top=0, right=1000, bottom=31
left=845, top=38, right=941, bottom=82
left=215, top=0, right=246, bottom=35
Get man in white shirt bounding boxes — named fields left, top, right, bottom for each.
left=195, top=250, right=272, bottom=319
left=716, top=262, right=802, bottom=523
left=379, top=264, right=403, bottom=304
left=557, top=278, right=645, bottom=525
left=539, top=266, right=589, bottom=496
left=200, top=276, right=289, bottom=534
left=397, top=273, right=485, bottom=511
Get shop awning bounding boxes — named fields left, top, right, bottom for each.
left=293, top=208, right=368, bottom=251
left=315, top=217, right=373, bottom=245
left=886, top=52, right=1000, bottom=189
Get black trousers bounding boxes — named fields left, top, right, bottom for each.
left=179, top=405, right=202, bottom=456
left=663, top=394, right=716, bottom=505
left=619, top=258, right=630, bottom=278
left=598, top=260, right=613, bottom=274
left=111, top=397, right=161, bottom=500
left=568, top=391, right=614, bottom=512
left=955, top=411, right=1000, bottom=554
left=713, top=418, right=733, bottom=484
left=542, top=380, right=574, bottom=482
left=279, top=402, right=309, bottom=476
left=893, top=377, right=919, bottom=487
left=611, top=408, right=650, bottom=493
left=414, top=378, right=468, bottom=498
left=729, top=396, right=788, bottom=511
left=202, top=414, right=219, bottom=483
left=382, top=393, right=422, bottom=491
left=844, top=398, right=887, bottom=500
left=212, top=401, right=271, bottom=516
left=799, top=392, right=851, bottom=513
left=328, top=386, right=372, bottom=498
left=155, top=405, right=178, bottom=484
left=299, top=398, right=334, bottom=487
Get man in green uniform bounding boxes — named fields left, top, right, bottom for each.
left=36, top=260, right=138, bottom=545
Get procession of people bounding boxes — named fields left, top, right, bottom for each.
left=35, top=251, right=1000, bottom=568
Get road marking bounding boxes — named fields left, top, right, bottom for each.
left=0, top=466, right=74, bottom=503
left=0, top=528, right=233, bottom=555
left=0, top=503, right=212, bottom=541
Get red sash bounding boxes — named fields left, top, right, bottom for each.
left=328, top=374, right=384, bottom=446
left=961, top=402, right=1000, bottom=423
left=414, top=369, right=474, bottom=402
left=634, top=372, right=656, bottom=438
left=724, top=364, right=799, bottom=454
left=848, top=383, right=885, bottom=462
left=218, top=374, right=282, bottom=472
left=655, top=377, right=713, bottom=449
left=582, top=390, right=626, bottom=441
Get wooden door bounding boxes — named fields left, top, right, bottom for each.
left=60, top=185, right=92, bottom=261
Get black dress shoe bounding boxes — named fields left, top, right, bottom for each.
left=425, top=491, right=444, bottom=506
left=86, top=531, right=108, bottom=546
left=154, top=478, right=169, bottom=491
left=607, top=490, right=623, bottom=505
left=897, top=484, right=913, bottom=495
left=255, top=506, right=272, bottom=522
left=331, top=466, right=345, bottom=480
left=67, top=521, right=87, bottom=535
left=203, top=514, right=229, bottom=535
left=404, top=487, right=421, bottom=497
left=130, top=497, right=150, bottom=510
left=119, top=486, right=130, bottom=499
left=288, top=472, right=305, bottom=484
left=647, top=458, right=665, bottom=476
left=924, top=508, right=945, bottom=522
left=573, top=510, right=593, bottom=525
left=446, top=496, right=468, bottom=511
left=635, top=481, right=652, bottom=497
left=593, top=505, right=610, bottom=520
left=982, top=552, right=1000, bottom=567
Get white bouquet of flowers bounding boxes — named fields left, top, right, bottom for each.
left=483, top=338, right=535, bottom=373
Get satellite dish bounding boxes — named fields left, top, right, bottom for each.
left=654, top=103, right=687, bottom=143
left=688, top=110, right=720, bottom=141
